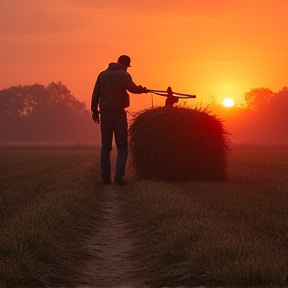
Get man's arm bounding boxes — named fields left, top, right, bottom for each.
left=91, top=74, right=101, bottom=123
left=124, top=73, right=148, bottom=94
left=91, top=74, right=101, bottom=112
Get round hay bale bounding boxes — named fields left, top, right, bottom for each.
left=128, top=106, right=230, bottom=182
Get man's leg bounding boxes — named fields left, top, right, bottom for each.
left=100, top=112, right=113, bottom=181
left=114, top=111, right=128, bottom=180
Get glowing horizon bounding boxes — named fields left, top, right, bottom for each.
left=0, top=0, right=287, bottom=112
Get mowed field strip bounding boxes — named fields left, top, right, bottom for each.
left=0, top=147, right=288, bottom=287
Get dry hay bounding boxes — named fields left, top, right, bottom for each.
left=128, top=106, right=231, bottom=182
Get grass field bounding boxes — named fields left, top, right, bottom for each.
left=0, top=147, right=288, bottom=287
left=0, top=148, right=103, bottom=287
left=123, top=149, right=288, bottom=286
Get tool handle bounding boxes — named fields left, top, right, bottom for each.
left=148, top=89, right=196, bottom=98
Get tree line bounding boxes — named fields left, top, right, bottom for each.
left=0, top=83, right=287, bottom=144
left=0, top=82, right=100, bottom=144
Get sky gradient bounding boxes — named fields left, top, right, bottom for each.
left=1, top=0, right=287, bottom=112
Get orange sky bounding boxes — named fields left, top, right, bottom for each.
left=0, top=0, right=287, bottom=112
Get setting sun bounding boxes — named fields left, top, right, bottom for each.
left=222, top=98, right=235, bottom=107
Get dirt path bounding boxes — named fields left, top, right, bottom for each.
left=76, top=185, right=148, bottom=288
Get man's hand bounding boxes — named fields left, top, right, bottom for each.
left=92, top=111, right=100, bottom=124
left=142, top=87, right=150, bottom=93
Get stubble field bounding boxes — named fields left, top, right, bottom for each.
left=0, top=146, right=288, bottom=287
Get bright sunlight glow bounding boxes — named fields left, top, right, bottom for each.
left=222, top=98, right=235, bottom=107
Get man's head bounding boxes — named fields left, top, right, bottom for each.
left=118, top=55, right=131, bottom=68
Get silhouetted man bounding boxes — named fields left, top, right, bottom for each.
left=91, top=55, right=148, bottom=186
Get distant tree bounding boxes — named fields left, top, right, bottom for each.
left=238, top=86, right=288, bottom=143
left=244, top=87, right=274, bottom=110
left=0, top=84, right=47, bottom=141
left=28, top=82, right=87, bottom=141
left=274, top=86, right=288, bottom=101
left=0, top=82, right=100, bottom=143
left=0, top=84, right=45, bottom=118
left=257, top=87, right=288, bottom=143
left=208, top=86, right=288, bottom=144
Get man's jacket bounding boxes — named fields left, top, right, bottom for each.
left=91, top=63, right=145, bottom=112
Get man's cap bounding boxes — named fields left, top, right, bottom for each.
left=118, top=55, right=131, bottom=67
